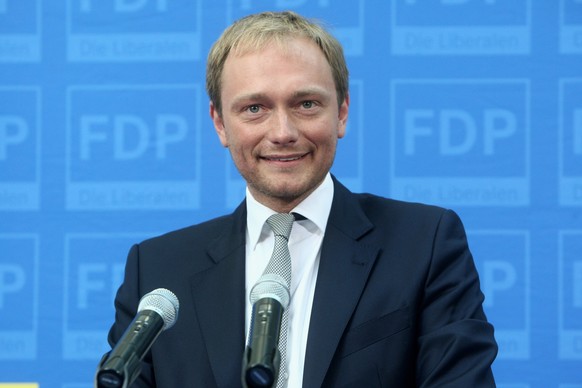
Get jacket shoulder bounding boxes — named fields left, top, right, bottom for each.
left=354, top=192, right=450, bottom=223
left=142, top=213, right=234, bottom=246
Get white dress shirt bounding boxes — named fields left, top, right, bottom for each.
left=245, top=173, right=334, bottom=387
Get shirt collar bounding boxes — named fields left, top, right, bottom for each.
left=246, top=173, right=334, bottom=249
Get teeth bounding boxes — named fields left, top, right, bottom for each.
left=270, top=156, right=301, bottom=161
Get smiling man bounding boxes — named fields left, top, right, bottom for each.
left=104, top=11, right=497, bottom=387
left=210, top=34, right=348, bottom=214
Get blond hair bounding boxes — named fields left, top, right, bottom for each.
left=206, top=11, right=349, bottom=115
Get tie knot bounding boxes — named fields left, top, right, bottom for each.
left=266, top=213, right=295, bottom=239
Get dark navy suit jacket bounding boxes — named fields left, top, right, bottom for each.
left=107, top=177, right=497, bottom=387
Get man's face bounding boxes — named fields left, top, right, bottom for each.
left=210, top=37, right=349, bottom=211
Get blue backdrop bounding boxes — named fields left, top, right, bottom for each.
left=0, top=1, right=581, bottom=387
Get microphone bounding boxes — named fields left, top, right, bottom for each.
left=243, top=273, right=290, bottom=388
left=96, top=288, right=180, bottom=388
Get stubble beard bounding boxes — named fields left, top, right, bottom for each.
left=245, top=155, right=334, bottom=209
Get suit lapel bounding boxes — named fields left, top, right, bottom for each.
left=302, top=179, right=380, bottom=387
left=190, top=202, right=247, bottom=387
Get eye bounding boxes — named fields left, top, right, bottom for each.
left=301, top=101, right=314, bottom=109
left=247, top=104, right=261, bottom=113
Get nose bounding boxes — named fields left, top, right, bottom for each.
left=267, top=110, right=298, bottom=144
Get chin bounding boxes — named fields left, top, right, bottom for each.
left=271, top=178, right=320, bottom=201
left=248, top=172, right=324, bottom=203
left=269, top=184, right=305, bottom=199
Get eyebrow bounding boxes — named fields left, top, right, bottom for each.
left=291, top=87, right=332, bottom=100
left=230, top=93, right=268, bottom=109
left=229, top=87, right=333, bottom=110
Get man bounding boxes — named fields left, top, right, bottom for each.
left=105, top=11, right=497, bottom=387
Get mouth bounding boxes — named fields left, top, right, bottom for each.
left=262, top=153, right=307, bottom=162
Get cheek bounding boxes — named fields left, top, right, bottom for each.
left=226, top=130, right=258, bottom=157
left=220, top=122, right=244, bottom=148
left=316, top=128, right=341, bottom=148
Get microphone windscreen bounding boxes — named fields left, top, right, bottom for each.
left=137, top=288, right=180, bottom=330
left=249, top=273, right=290, bottom=308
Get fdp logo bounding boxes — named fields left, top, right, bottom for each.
left=559, top=230, right=582, bottom=359
left=0, top=0, right=41, bottom=62
left=559, top=79, right=582, bottom=206
left=560, top=0, right=582, bottom=53
left=66, top=0, right=202, bottom=61
left=469, top=230, right=530, bottom=359
left=66, top=84, right=201, bottom=210
left=0, top=87, right=40, bottom=210
left=391, top=0, right=530, bottom=55
left=390, top=79, right=529, bottom=207
left=227, top=0, right=365, bottom=56
left=63, top=233, right=145, bottom=360
left=224, top=81, right=364, bottom=208
left=0, top=234, right=38, bottom=360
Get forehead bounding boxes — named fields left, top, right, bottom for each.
left=222, top=37, right=333, bottom=84
left=230, top=36, right=327, bottom=65
left=220, top=38, right=335, bottom=105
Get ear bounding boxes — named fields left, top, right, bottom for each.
left=337, top=92, right=350, bottom=139
left=210, top=101, right=228, bottom=147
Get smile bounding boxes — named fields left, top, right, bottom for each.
left=263, top=154, right=306, bottom=162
